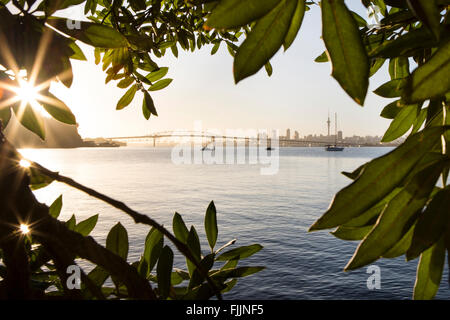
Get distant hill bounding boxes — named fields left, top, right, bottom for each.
left=5, top=113, right=85, bottom=148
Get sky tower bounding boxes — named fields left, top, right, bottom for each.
left=327, top=111, right=331, bottom=137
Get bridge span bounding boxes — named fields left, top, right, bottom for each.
left=107, top=131, right=378, bottom=148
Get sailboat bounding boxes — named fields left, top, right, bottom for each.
left=326, top=144, right=344, bottom=152
left=325, top=113, right=344, bottom=152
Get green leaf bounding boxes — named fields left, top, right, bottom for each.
left=211, top=266, right=265, bottom=281
left=157, top=246, right=173, bottom=299
left=283, top=0, right=306, bottom=50
left=87, top=266, right=109, bottom=287
left=29, top=167, right=54, bottom=190
left=142, top=91, right=157, bottom=119
left=344, top=160, right=445, bottom=270
left=351, top=11, right=368, bottom=28
left=413, top=237, right=446, bottom=300
left=380, top=100, right=403, bottom=119
left=389, top=57, right=410, bottom=80
left=403, top=40, right=450, bottom=103
left=106, top=222, right=128, bottom=260
left=171, top=44, right=179, bottom=58
left=189, top=253, right=215, bottom=289
left=206, top=0, right=280, bottom=29
left=130, top=0, right=147, bottom=11
left=341, top=163, right=366, bottom=180
left=58, top=57, right=73, bottom=88
left=374, top=78, right=406, bottom=98
left=369, top=25, right=449, bottom=59
left=233, top=0, right=297, bottom=83
left=94, top=48, right=101, bottom=65
left=47, top=19, right=128, bottom=48
left=407, top=0, right=441, bottom=40
left=216, top=244, right=263, bottom=261
left=407, top=187, right=450, bottom=260
left=321, top=0, right=369, bottom=105
left=331, top=225, right=374, bottom=241
left=186, top=226, right=201, bottom=276
left=42, top=92, right=76, bottom=125
left=49, top=195, right=63, bottom=219
left=74, top=214, right=98, bottom=236
left=309, top=126, right=447, bottom=231
left=171, top=269, right=190, bottom=286
left=172, top=212, right=189, bottom=243
left=143, top=227, right=164, bottom=274
left=41, top=0, right=86, bottom=16
left=65, top=214, right=76, bottom=230
left=369, top=58, right=386, bottom=77
left=381, top=7, right=415, bottom=23
left=204, top=201, right=218, bottom=251
left=343, top=188, right=402, bottom=228
left=382, top=104, right=418, bottom=142
left=134, top=72, right=151, bottom=85
left=137, top=259, right=149, bottom=279
left=211, top=42, right=220, bottom=55
left=68, top=41, right=87, bottom=61
left=382, top=222, right=416, bottom=258
left=13, top=104, right=46, bottom=140
left=187, top=226, right=201, bottom=260
left=315, top=51, right=329, bottom=63
left=117, top=77, right=134, bottom=89
left=116, top=84, right=137, bottom=110
left=149, top=79, right=173, bottom=91
left=264, top=61, right=273, bottom=77
left=221, top=279, right=238, bottom=293
left=0, top=107, right=11, bottom=128
left=221, top=259, right=239, bottom=270
left=181, top=282, right=224, bottom=300
left=146, top=67, right=169, bottom=82
left=411, top=107, right=427, bottom=134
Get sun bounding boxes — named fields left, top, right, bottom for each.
left=0, top=27, right=72, bottom=122
left=19, top=159, right=32, bottom=168
left=11, top=79, right=51, bottom=118
left=16, top=79, right=40, bottom=104
left=19, top=224, right=30, bottom=235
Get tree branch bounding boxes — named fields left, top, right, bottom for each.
left=0, top=137, right=156, bottom=299
left=29, top=161, right=223, bottom=300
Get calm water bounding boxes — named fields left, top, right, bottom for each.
left=20, top=147, right=450, bottom=300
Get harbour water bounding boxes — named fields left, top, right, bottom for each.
left=20, top=147, right=450, bottom=300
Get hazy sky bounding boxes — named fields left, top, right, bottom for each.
left=50, top=2, right=393, bottom=139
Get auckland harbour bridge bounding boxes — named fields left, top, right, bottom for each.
left=107, top=131, right=376, bottom=148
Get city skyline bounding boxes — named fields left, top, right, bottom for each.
left=96, top=126, right=399, bottom=148
left=93, top=120, right=392, bottom=144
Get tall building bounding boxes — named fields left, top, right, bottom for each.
left=294, top=131, right=300, bottom=140
left=327, top=113, right=331, bottom=137
left=286, top=129, right=291, bottom=140
left=338, top=131, right=343, bottom=141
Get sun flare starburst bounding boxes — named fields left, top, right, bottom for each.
left=19, top=224, right=30, bottom=235
left=0, top=76, right=52, bottom=119
left=0, top=27, right=71, bottom=122
left=19, top=159, right=32, bottom=168
left=15, top=79, right=40, bottom=104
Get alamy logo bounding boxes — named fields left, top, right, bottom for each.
left=171, top=121, right=280, bottom=175
left=367, top=5, right=382, bottom=30
left=366, top=265, right=381, bottom=290
left=62, top=5, right=85, bottom=30
left=67, top=20, right=81, bottom=30
left=66, top=265, right=81, bottom=290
